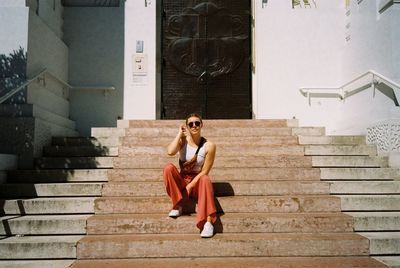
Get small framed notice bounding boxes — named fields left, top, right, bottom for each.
left=132, top=54, right=148, bottom=85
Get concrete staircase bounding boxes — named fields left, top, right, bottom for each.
left=1, top=119, right=397, bottom=267
left=71, top=119, right=385, bottom=267
left=300, top=136, right=400, bottom=267
left=0, top=132, right=119, bottom=267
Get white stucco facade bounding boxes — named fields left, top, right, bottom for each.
left=1, top=0, right=399, bottom=136
left=122, top=0, right=400, bottom=135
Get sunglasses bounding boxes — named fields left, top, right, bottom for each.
left=187, top=121, right=201, bottom=128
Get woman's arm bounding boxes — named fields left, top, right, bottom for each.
left=186, top=141, right=216, bottom=194
left=167, top=125, right=186, bottom=156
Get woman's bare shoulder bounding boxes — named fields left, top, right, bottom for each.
left=204, top=140, right=216, bottom=152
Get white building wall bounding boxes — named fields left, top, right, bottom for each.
left=123, top=0, right=157, bottom=119
left=63, top=6, right=125, bottom=136
left=121, top=0, right=399, bottom=135
left=254, top=0, right=344, bottom=129
left=312, top=0, right=400, bottom=134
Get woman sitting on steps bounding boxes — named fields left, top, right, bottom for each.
left=163, top=113, right=217, bottom=238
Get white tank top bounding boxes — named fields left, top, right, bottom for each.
left=179, top=140, right=206, bottom=173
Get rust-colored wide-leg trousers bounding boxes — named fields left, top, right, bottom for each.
left=163, top=163, right=217, bottom=230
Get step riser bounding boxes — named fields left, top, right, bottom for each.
left=43, top=147, right=118, bottom=157
left=320, top=168, right=400, bottom=180
left=102, top=181, right=330, bottom=197
left=0, top=241, right=78, bottom=259
left=114, top=156, right=313, bottom=169
left=0, top=184, right=103, bottom=198
left=2, top=198, right=95, bottom=214
left=122, top=136, right=300, bottom=146
left=94, top=196, right=341, bottom=214
left=352, top=217, right=400, bottom=231
left=7, top=170, right=110, bottom=183
left=87, top=214, right=353, bottom=234
left=91, top=128, right=125, bottom=138
left=305, top=145, right=376, bottom=156
left=0, top=217, right=87, bottom=235
left=118, top=146, right=305, bottom=157
left=108, top=168, right=321, bottom=182
left=299, top=136, right=366, bottom=145
left=52, top=137, right=122, bottom=147
left=76, top=234, right=368, bottom=259
left=329, top=182, right=400, bottom=194
left=312, top=156, right=387, bottom=168
left=370, top=239, right=400, bottom=255
left=35, top=157, right=114, bottom=169
left=339, top=196, right=400, bottom=211
left=123, top=127, right=324, bottom=138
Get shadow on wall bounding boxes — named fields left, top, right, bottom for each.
left=0, top=46, right=27, bottom=103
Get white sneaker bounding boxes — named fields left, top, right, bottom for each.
left=200, top=222, right=214, bottom=238
left=168, top=206, right=182, bottom=217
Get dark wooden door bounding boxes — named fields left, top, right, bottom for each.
left=161, top=0, right=251, bottom=119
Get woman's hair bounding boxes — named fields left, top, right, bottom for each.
left=185, top=113, right=203, bottom=125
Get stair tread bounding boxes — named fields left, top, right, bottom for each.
left=70, top=257, right=385, bottom=268
left=0, top=260, right=75, bottom=268
left=359, top=232, right=400, bottom=239
left=0, top=235, right=83, bottom=243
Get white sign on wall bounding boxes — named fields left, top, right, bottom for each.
left=132, top=54, right=148, bottom=85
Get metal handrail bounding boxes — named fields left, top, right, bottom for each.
left=0, top=69, right=116, bottom=104
left=0, top=68, right=72, bottom=104
left=299, top=70, right=400, bottom=106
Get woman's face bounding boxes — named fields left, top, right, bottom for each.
left=186, top=116, right=202, bottom=135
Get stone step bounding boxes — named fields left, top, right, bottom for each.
left=374, top=256, right=400, bottom=268
left=102, top=181, right=330, bottom=197
left=86, top=212, right=353, bottom=235
left=114, top=155, right=312, bottom=169
left=118, top=119, right=299, bottom=128
left=1, top=197, right=95, bottom=214
left=312, top=156, right=388, bottom=167
left=0, top=215, right=90, bottom=235
left=0, top=183, right=103, bottom=198
left=123, top=127, right=324, bottom=138
left=43, top=146, right=118, bottom=157
left=119, top=145, right=305, bottom=157
left=360, top=232, right=400, bottom=255
left=7, top=169, right=109, bottom=183
left=320, top=168, right=400, bottom=180
left=34, top=157, right=114, bottom=169
left=304, top=145, right=377, bottom=156
left=329, top=181, right=400, bottom=194
left=91, top=128, right=125, bottom=138
left=298, top=135, right=366, bottom=145
left=70, top=257, right=386, bottom=268
left=346, top=212, right=400, bottom=231
left=108, top=167, right=321, bottom=182
left=0, top=260, right=75, bottom=268
left=52, top=136, right=122, bottom=147
left=0, top=103, right=76, bottom=130
left=338, top=195, right=400, bottom=211
left=122, top=136, right=300, bottom=147
left=0, top=235, right=82, bottom=259
left=94, top=195, right=341, bottom=214
left=76, top=233, right=368, bottom=259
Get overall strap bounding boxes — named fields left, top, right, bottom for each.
left=194, top=137, right=206, bottom=155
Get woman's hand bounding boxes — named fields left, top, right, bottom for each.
left=179, top=124, right=187, bottom=138
left=186, top=182, right=194, bottom=196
